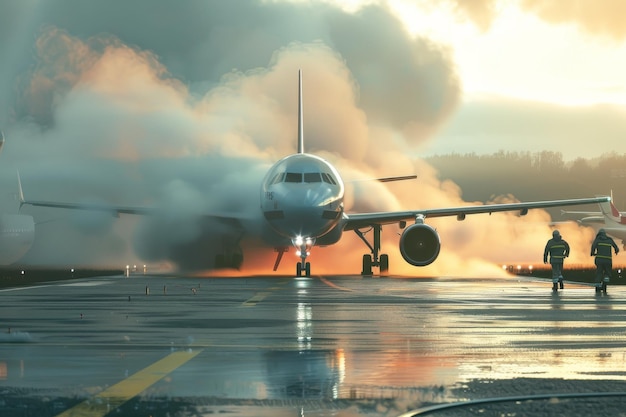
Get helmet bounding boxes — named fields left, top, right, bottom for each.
left=552, top=230, right=560, bottom=238
left=599, top=228, right=606, bottom=235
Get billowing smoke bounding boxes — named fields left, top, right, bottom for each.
left=0, top=1, right=599, bottom=276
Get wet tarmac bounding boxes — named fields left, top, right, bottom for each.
left=1, top=274, right=626, bottom=416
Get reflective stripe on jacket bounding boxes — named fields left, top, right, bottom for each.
left=591, top=235, right=618, bottom=259
left=544, top=238, right=570, bottom=263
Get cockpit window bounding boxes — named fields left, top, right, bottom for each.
left=275, top=172, right=335, bottom=184
left=285, top=172, right=303, bottom=183
left=303, top=173, right=322, bottom=183
left=270, top=172, right=285, bottom=184
left=321, top=173, right=336, bottom=185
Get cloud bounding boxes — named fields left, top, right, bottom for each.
left=522, top=0, right=626, bottom=41
left=449, top=0, right=499, bottom=32
left=429, top=0, right=626, bottom=41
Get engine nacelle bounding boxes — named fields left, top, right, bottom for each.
left=399, top=223, right=441, bottom=266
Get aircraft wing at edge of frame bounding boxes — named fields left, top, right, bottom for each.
left=343, top=195, right=611, bottom=231
left=17, top=171, right=246, bottom=228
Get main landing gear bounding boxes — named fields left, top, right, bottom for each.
left=354, top=224, right=389, bottom=276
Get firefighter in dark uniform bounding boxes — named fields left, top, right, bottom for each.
left=544, top=229, right=569, bottom=291
left=591, top=229, right=619, bottom=293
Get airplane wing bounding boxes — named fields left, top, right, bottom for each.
left=18, top=178, right=245, bottom=230
left=21, top=188, right=610, bottom=232
left=20, top=198, right=154, bottom=216
left=17, top=173, right=147, bottom=215
left=559, top=209, right=605, bottom=225
left=19, top=197, right=250, bottom=229
left=560, top=210, right=602, bottom=216
left=349, top=174, right=418, bottom=183
left=561, top=191, right=619, bottom=218
left=344, top=196, right=611, bottom=230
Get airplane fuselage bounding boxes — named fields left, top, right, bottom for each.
left=260, top=153, right=345, bottom=246
left=0, top=213, right=35, bottom=265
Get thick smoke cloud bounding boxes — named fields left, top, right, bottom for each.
left=7, top=0, right=459, bottom=143
left=0, top=1, right=598, bottom=275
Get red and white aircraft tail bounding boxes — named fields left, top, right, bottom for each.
left=598, top=191, right=626, bottom=226
left=588, top=192, right=626, bottom=250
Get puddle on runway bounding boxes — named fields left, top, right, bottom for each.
left=3, top=276, right=626, bottom=416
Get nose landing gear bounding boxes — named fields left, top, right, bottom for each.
left=297, top=261, right=311, bottom=277
left=294, top=236, right=314, bottom=277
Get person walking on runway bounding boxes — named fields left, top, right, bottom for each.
left=591, top=228, right=619, bottom=293
left=544, top=229, right=569, bottom=291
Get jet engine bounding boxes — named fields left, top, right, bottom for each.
left=399, top=223, right=441, bottom=266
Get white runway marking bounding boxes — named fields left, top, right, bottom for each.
left=61, top=281, right=113, bottom=287
left=0, top=284, right=57, bottom=293
left=0, top=280, right=113, bottom=292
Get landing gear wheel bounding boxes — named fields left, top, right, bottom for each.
left=296, top=262, right=311, bottom=277
left=379, top=254, right=389, bottom=276
left=361, top=254, right=372, bottom=276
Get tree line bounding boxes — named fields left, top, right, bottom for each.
left=425, top=151, right=626, bottom=217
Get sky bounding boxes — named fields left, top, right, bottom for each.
left=0, top=0, right=622, bottom=275
left=382, top=0, right=626, bottom=160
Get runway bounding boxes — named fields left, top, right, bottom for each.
left=2, top=274, right=626, bottom=416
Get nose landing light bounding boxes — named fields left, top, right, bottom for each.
left=293, top=236, right=315, bottom=257
left=293, top=236, right=316, bottom=277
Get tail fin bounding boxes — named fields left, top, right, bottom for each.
left=599, top=191, right=626, bottom=225
left=17, top=170, right=25, bottom=209
left=297, top=70, right=304, bottom=154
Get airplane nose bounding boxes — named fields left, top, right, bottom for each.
left=291, top=187, right=333, bottom=208
left=265, top=185, right=340, bottom=238
left=301, top=190, right=322, bottom=207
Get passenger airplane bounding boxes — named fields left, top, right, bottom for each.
left=20, top=72, right=611, bottom=276
left=562, top=194, right=626, bottom=250
left=0, top=131, right=36, bottom=265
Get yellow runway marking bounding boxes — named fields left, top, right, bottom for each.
left=319, top=276, right=354, bottom=292
left=242, top=291, right=272, bottom=307
left=55, top=349, right=202, bottom=417
left=241, top=282, right=289, bottom=307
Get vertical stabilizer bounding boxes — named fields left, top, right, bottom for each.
left=17, top=170, right=26, bottom=211
left=599, top=191, right=626, bottom=225
left=297, top=70, right=304, bottom=154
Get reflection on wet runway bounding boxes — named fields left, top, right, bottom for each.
left=1, top=275, right=626, bottom=416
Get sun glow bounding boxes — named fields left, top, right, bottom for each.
left=387, top=0, right=626, bottom=107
